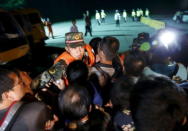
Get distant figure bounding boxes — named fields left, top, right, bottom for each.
left=173, top=11, right=182, bottom=23
left=70, top=19, right=79, bottom=32
left=101, top=9, right=106, bottom=23
left=95, top=10, right=101, bottom=25
left=140, top=8, right=144, bottom=16
left=131, top=9, right=136, bottom=21
left=123, top=9, right=127, bottom=22
left=83, top=13, right=86, bottom=20
left=114, top=10, right=121, bottom=27
left=86, top=10, right=90, bottom=16
left=136, top=8, right=141, bottom=21
left=145, top=8, right=150, bottom=17
left=41, top=18, right=45, bottom=24
left=45, top=18, right=54, bottom=39
left=85, top=15, right=92, bottom=36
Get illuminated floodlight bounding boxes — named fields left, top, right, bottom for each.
left=159, top=31, right=176, bottom=48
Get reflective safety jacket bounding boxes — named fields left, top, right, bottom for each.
left=101, top=12, right=106, bottom=18
left=54, top=44, right=95, bottom=66
left=140, top=9, right=144, bottom=16
left=114, top=13, right=121, bottom=20
left=136, top=10, right=140, bottom=17
left=96, top=13, right=101, bottom=20
left=123, top=11, right=127, bottom=18
left=145, top=10, right=150, bottom=17
left=132, top=11, right=136, bottom=17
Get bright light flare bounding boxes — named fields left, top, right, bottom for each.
left=159, top=31, right=176, bottom=48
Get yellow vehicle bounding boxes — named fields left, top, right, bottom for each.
left=0, top=9, right=30, bottom=64
left=12, top=8, right=47, bottom=46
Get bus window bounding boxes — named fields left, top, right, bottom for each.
left=0, top=12, right=18, bottom=34
left=0, top=12, right=28, bottom=52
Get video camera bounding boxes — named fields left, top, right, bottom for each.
left=39, top=60, right=67, bottom=88
left=130, top=32, right=150, bottom=51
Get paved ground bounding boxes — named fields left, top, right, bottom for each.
left=45, top=15, right=156, bottom=52
left=154, top=15, right=188, bottom=33
left=44, top=14, right=188, bottom=64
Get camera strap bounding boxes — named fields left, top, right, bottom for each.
left=0, top=101, right=24, bottom=131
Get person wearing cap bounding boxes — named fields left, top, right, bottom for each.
left=54, top=32, right=95, bottom=65
left=55, top=32, right=95, bottom=82
left=39, top=32, right=95, bottom=88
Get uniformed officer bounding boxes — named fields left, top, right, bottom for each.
left=40, top=32, right=95, bottom=87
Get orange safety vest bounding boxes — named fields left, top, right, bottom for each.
left=54, top=44, right=95, bottom=86
left=54, top=44, right=95, bottom=66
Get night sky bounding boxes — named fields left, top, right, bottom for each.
left=24, top=0, right=188, bottom=21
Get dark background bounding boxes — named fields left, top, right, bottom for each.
left=21, top=0, right=188, bottom=21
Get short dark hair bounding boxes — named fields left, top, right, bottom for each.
left=72, top=19, right=76, bottom=23
left=0, top=68, right=15, bottom=101
left=130, top=76, right=188, bottom=131
left=110, top=77, right=133, bottom=111
left=124, top=51, right=146, bottom=76
left=66, top=60, right=88, bottom=85
left=99, top=36, right=120, bottom=61
left=89, top=109, right=110, bottom=131
left=58, top=85, right=91, bottom=121
left=89, top=37, right=102, bottom=54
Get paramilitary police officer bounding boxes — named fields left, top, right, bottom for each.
left=40, top=32, right=95, bottom=87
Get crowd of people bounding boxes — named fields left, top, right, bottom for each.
left=1, top=30, right=188, bottom=131
left=43, top=8, right=150, bottom=39
left=92, top=8, right=150, bottom=27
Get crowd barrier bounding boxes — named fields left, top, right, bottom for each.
left=141, top=17, right=165, bottom=30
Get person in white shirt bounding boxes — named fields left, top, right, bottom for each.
left=131, top=9, right=136, bottom=21
left=95, top=10, right=101, bottom=25
left=114, top=10, right=121, bottom=27
left=145, top=8, right=150, bottom=17
left=101, top=10, right=106, bottom=23
left=123, top=9, right=127, bottom=22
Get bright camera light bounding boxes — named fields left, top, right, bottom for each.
left=159, top=31, right=176, bottom=48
